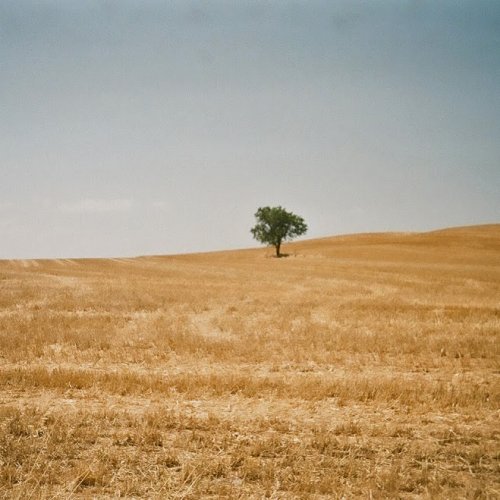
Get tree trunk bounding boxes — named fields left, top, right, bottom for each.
left=275, top=241, right=281, bottom=258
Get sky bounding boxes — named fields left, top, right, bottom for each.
left=1, top=0, right=499, bottom=259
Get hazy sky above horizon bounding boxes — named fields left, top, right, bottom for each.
left=1, top=0, right=499, bottom=258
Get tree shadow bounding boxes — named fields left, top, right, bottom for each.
left=276, top=253, right=290, bottom=258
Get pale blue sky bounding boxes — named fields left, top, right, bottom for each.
left=1, top=0, right=499, bottom=258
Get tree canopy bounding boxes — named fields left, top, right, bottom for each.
left=250, top=206, right=308, bottom=257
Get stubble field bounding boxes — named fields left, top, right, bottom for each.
left=0, top=225, right=499, bottom=498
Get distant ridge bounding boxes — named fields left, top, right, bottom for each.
left=1, top=223, right=499, bottom=263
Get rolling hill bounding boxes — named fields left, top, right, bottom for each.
left=0, top=224, right=498, bottom=498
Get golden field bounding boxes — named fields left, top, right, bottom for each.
left=0, top=224, right=499, bottom=498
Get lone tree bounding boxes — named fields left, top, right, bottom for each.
left=250, top=206, right=308, bottom=257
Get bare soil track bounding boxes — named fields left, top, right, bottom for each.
left=0, top=224, right=499, bottom=498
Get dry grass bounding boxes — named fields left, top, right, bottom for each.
left=0, top=224, right=499, bottom=498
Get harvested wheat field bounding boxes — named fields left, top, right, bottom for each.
left=0, top=224, right=499, bottom=498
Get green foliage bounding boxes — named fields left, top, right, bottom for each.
left=250, top=206, right=308, bottom=257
